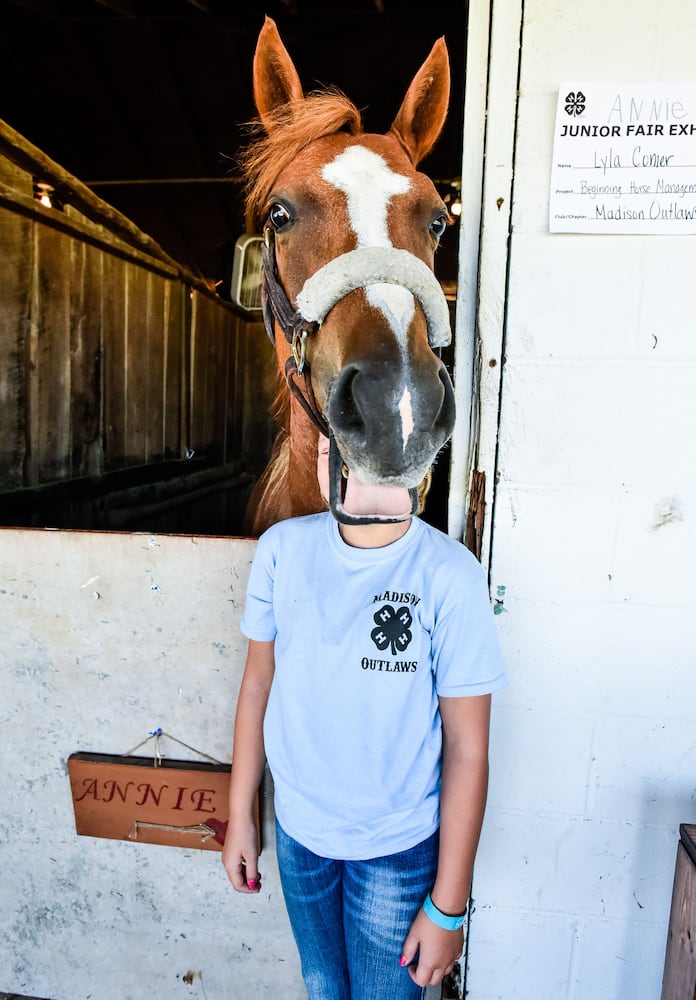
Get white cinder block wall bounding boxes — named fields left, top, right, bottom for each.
left=0, top=530, right=308, bottom=1000
left=467, top=1, right=696, bottom=998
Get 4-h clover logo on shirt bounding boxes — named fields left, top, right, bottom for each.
left=371, top=605, right=413, bottom=655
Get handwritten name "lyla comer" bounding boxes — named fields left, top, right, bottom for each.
left=594, top=146, right=676, bottom=173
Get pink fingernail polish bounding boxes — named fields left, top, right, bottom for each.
left=399, top=955, right=408, bottom=967
left=247, top=879, right=257, bottom=889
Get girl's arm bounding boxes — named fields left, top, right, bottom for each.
left=401, top=692, right=492, bottom=988
left=221, top=638, right=275, bottom=894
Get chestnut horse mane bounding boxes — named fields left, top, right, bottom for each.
left=239, top=88, right=364, bottom=227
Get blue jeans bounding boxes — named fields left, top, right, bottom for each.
left=276, top=821, right=439, bottom=1000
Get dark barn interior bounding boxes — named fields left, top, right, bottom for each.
left=0, top=0, right=467, bottom=536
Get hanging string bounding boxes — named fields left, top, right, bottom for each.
left=124, top=727, right=223, bottom=767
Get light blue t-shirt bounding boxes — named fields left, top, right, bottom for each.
left=240, top=512, right=506, bottom=860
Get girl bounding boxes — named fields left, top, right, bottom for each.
left=222, top=437, right=506, bottom=998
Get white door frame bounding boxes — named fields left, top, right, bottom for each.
left=449, top=0, right=524, bottom=574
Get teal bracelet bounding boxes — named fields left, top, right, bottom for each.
left=422, top=892, right=466, bottom=931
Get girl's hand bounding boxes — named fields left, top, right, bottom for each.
left=221, top=817, right=261, bottom=893
left=400, top=907, right=464, bottom=988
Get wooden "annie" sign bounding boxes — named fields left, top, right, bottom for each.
left=67, top=752, right=259, bottom=853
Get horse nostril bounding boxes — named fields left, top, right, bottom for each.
left=329, top=366, right=365, bottom=436
left=435, top=365, right=456, bottom=435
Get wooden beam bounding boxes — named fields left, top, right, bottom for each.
left=94, top=0, right=137, bottom=17
left=1, top=0, right=60, bottom=14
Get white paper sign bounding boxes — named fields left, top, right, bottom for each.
left=549, top=83, right=696, bottom=233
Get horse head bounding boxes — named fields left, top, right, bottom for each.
left=244, top=16, right=456, bottom=533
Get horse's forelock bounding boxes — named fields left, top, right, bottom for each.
left=240, top=89, right=364, bottom=226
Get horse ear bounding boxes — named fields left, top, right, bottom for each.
left=253, top=16, right=304, bottom=129
left=389, top=37, right=450, bottom=166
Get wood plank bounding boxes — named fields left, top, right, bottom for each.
left=144, top=272, right=166, bottom=462
left=161, top=280, right=184, bottom=461
left=0, top=152, right=32, bottom=195
left=681, top=824, right=696, bottom=866
left=197, top=294, right=217, bottom=457
left=204, top=294, right=225, bottom=460
left=123, top=264, right=150, bottom=464
left=0, top=206, right=31, bottom=490
left=102, top=252, right=128, bottom=471
left=67, top=752, right=260, bottom=854
left=240, top=320, right=277, bottom=478
left=69, top=239, right=104, bottom=479
left=230, top=310, right=245, bottom=462
left=33, top=224, right=72, bottom=484
left=189, top=291, right=209, bottom=459
left=211, top=302, right=230, bottom=464
left=661, top=840, right=696, bottom=1000
left=222, top=311, right=239, bottom=467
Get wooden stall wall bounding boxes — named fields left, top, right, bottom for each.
left=0, top=120, right=275, bottom=534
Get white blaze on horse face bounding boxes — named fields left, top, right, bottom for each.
left=321, top=146, right=416, bottom=340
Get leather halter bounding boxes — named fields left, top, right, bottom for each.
left=261, top=226, right=329, bottom=437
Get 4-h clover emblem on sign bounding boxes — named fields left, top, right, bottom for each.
left=371, top=605, right=413, bottom=655
left=564, top=91, right=586, bottom=117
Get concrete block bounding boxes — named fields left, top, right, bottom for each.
left=611, top=490, right=695, bottom=606
left=466, top=905, right=577, bottom=1000
left=570, top=916, right=667, bottom=1000
left=636, top=243, right=696, bottom=360
left=491, top=600, right=694, bottom=721
left=475, top=810, right=670, bottom=925
left=589, top=716, right=696, bottom=827
left=505, top=237, right=643, bottom=357
left=488, top=706, right=594, bottom=816
left=490, top=485, right=618, bottom=602
left=497, top=361, right=696, bottom=490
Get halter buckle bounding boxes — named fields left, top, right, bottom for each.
left=291, top=328, right=309, bottom=376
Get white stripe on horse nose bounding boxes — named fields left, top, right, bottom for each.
left=398, top=386, right=415, bottom=452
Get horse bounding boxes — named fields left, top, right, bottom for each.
left=242, top=16, right=456, bottom=536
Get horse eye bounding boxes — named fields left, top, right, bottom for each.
left=429, top=214, right=448, bottom=242
left=269, top=203, right=292, bottom=231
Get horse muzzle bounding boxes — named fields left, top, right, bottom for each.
left=300, top=246, right=455, bottom=522
left=327, top=356, right=455, bottom=486
left=263, top=238, right=457, bottom=523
